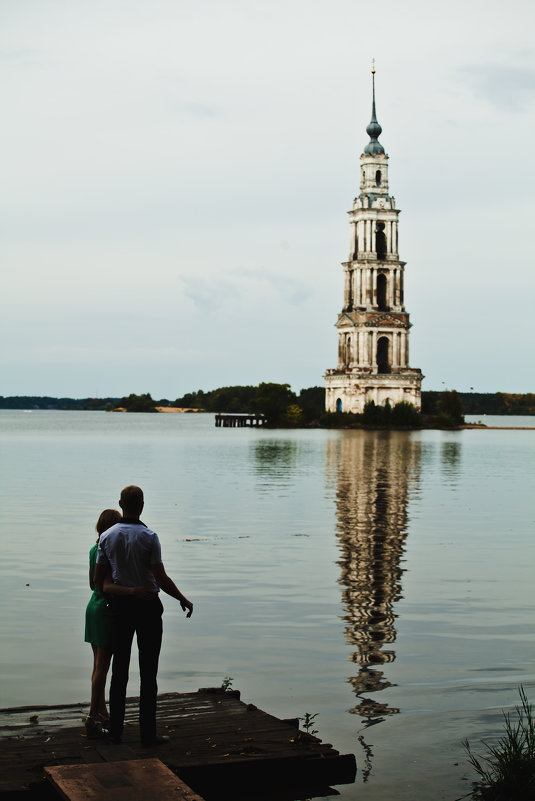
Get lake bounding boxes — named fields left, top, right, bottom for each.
left=0, top=410, right=533, bottom=800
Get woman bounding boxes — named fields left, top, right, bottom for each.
left=84, top=509, right=154, bottom=737
left=84, top=508, right=120, bottom=736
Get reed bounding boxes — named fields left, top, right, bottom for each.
left=463, top=686, right=535, bottom=800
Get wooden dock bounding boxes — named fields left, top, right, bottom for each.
left=0, top=688, right=356, bottom=799
left=214, top=414, right=266, bottom=428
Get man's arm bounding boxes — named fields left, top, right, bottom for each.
left=150, top=563, right=193, bottom=617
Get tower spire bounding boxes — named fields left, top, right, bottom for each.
left=364, top=60, right=385, bottom=155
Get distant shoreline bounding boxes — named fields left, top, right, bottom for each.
left=461, top=424, right=535, bottom=430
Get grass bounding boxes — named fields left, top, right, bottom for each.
left=462, top=686, right=535, bottom=800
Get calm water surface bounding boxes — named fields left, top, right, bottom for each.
left=0, top=411, right=533, bottom=800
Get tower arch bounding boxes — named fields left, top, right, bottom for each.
left=377, top=336, right=390, bottom=373
left=377, top=273, right=387, bottom=311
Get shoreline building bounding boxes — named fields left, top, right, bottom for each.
left=325, top=70, right=422, bottom=413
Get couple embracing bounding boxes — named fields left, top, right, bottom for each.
left=84, top=485, right=193, bottom=745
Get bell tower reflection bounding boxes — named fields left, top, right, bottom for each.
left=327, top=431, right=421, bottom=723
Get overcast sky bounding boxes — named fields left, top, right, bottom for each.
left=2, top=0, right=534, bottom=398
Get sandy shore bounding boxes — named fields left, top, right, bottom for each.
left=154, top=407, right=202, bottom=413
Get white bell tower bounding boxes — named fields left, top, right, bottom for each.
left=325, top=66, right=422, bottom=413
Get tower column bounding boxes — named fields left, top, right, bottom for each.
left=343, top=270, right=350, bottom=309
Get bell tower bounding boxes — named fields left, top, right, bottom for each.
left=325, top=66, right=422, bottom=413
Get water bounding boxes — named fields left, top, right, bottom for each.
left=0, top=410, right=533, bottom=800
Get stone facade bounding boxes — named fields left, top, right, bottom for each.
left=325, top=71, right=422, bottom=414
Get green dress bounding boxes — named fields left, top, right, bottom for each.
left=84, top=544, right=111, bottom=649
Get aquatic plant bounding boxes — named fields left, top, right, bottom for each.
left=462, top=686, right=535, bottom=800
left=220, top=675, right=234, bottom=691
left=298, top=712, right=319, bottom=737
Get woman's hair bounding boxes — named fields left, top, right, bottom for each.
left=96, top=508, right=121, bottom=537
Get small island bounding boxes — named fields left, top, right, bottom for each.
left=2, top=388, right=534, bottom=429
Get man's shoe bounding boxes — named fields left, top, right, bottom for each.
left=102, top=729, right=122, bottom=744
left=141, top=733, right=170, bottom=746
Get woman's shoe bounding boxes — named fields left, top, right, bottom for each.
left=85, top=716, right=103, bottom=738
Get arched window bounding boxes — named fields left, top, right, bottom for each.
left=377, top=273, right=387, bottom=310
left=375, top=170, right=381, bottom=186
left=377, top=336, right=390, bottom=374
left=336, top=398, right=343, bottom=412
left=376, top=222, right=386, bottom=260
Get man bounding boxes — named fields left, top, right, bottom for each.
left=95, top=485, right=193, bottom=745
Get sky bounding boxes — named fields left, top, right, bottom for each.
left=2, top=0, right=535, bottom=399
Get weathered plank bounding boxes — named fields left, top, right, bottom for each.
left=45, top=758, right=204, bottom=801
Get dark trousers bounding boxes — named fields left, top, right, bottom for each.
left=109, top=595, right=163, bottom=742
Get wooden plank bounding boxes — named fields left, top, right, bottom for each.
left=45, top=758, right=204, bottom=801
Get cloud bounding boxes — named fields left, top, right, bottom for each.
left=463, top=63, right=535, bottom=111
left=182, top=268, right=312, bottom=314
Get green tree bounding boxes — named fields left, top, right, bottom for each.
left=119, top=393, right=157, bottom=413
left=391, top=401, right=421, bottom=426
left=285, top=404, right=303, bottom=426
left=251, top=383, right=297, bottom=426
left=438, top=390, right=464, bottom=426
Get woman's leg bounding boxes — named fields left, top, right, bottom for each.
left=95, top=647, right=112, bottom=719
left=89, top=645, right=112, bottom=721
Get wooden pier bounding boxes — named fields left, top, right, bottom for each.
left=0, top=688, right=356, bottom=800
left=214, top=413, right=266, bottom=428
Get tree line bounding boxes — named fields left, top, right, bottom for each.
left=1, top=389, right=533, bottom=427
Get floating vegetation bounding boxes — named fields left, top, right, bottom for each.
left=462, top=686, right=535, bottom=800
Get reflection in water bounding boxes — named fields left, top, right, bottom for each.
left=252, top=440, right=298, bottom=481
left=441, top=440, right=461, bottom=484
left=327, top=431, right=421, bottom=727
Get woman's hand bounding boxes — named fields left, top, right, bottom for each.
left=132, top=586, right=157, bottom=601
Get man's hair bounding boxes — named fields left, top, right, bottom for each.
left=120, top=485, right=144, bottom=515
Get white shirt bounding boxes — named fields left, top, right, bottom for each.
left=96, top=520, right=162, bottom=593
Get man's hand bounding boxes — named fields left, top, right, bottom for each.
left=180, top=598, right=193, bottom=618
